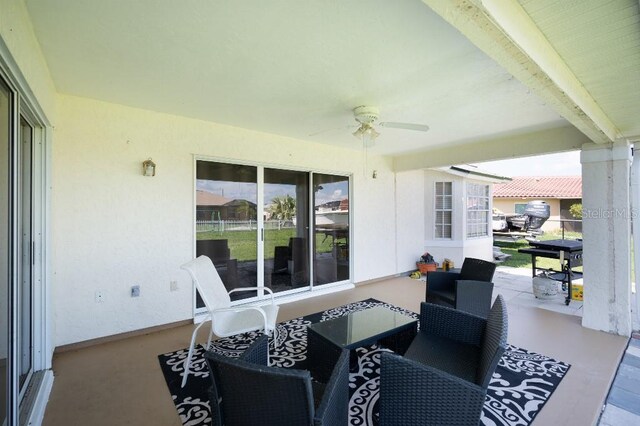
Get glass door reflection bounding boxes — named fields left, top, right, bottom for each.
left=196, top=161, right=258, bottom=303
left=263, top=169, right=309, bottom=293
left=313, top=174, right=350, bottom=285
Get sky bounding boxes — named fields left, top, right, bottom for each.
left=196, top=179, right=348, bottom=206
left=470, top=150, right=581, bottom=178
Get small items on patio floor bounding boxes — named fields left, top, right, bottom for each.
left=492, top=266, right=584, bottom=317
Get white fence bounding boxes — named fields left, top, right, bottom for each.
left=196, top=219, right=296, bottom=233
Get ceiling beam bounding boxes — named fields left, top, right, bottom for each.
left=421, top=0, right=619, bottom=144
left=393, top=125, right=590, bottom=171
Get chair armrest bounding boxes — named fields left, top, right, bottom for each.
left=228, top=287, right=276, bottom=305
left=262, top=287, right=276, bottom=304
left=239, top=335, right=269, bottom=366
left=212, top=306, right=269, bottom=332
left=228, top=286, right=261, bottom=294
left=379, top=352, right=486, bottom=426
left=426, top=271, right=460, bottom=292
left=419, top=302, right=486, bottom=346
left=454, top=280, right=495, bottom=318
left=314, top=349, right=349, bottom=426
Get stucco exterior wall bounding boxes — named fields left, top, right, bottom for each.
left=395, top=170, right=426, bottom=272
left=0, top=0, right=57, bottom=121
left=51, top=94, right=418, bottom=346
left=493, top=197, right=562, bottom=232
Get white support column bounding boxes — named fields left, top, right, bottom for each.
left=581, top=141, right=632, bottom=336
left=632, top=153, right=640, bottom=331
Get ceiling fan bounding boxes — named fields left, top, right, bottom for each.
left=352, top=105, right=430, bottom=146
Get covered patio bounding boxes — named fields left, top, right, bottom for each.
left=43, top=274, right=627, bottom=425
left=1, top=1, right=639, bottom=425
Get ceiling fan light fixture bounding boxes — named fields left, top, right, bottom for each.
left=366, top=125, right=380, bottom=140
left=352, top=123, right=379, bottom=146
left=352, top=123, right=380, bottom=140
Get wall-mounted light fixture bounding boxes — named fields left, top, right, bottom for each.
left=142, top=158, right=156, bottom=177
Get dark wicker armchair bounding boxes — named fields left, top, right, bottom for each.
left=204, top=335, right=350, bottom=426
left=426, top=257, right=497, bottom=318
left=379, top=295, right=508, bottom=426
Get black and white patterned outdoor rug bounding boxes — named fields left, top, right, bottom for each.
left=158, top=299, right=570, bottom=426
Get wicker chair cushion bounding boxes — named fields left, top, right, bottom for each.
left=429, top=289, right=455, bottom=306
left=404, top=332, right=480, bottom=384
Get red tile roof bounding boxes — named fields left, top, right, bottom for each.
left=493, top=176, right=582, bottom=198
left=196, top=190, right=233, bottom=206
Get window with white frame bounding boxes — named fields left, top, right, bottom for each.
left=435, top=182, right=452, bottom=239
left=466, top=183, right=490, bottom=238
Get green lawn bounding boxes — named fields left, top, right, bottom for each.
left=494, top=231, right=583, bottom=271
left=197, top=229, right=340, bottom=262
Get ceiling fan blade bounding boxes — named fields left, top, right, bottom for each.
left=379, top=122, right=430, bottom=132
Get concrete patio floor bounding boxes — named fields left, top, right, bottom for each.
left=43, top=274, right=626, bottom=426
left=492, top=266, right=584, bottom=317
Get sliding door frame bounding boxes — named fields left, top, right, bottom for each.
left=0, top=38, right=53, bottom=426
left=192, top=155, right=352, bottom=312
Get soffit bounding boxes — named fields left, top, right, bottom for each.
left=518, top=0, right=640, bottom=139
left=24, top=0, right=566, bottom=155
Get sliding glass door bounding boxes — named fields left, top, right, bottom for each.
left=0, top=75, right=36, bottom=426
left=194, top=160, right=350, bottom=308
left=263, top=168, right=309, bottom=293
left=0, top=71, right=11, bottom=426
left=0, top=57, right=48, bottom=426
left=313, top=174, right=350, bottom=285
left=195, top=161, right=258, bottom=303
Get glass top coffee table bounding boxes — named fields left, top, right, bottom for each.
left=306, top=306, right=418, bottom=381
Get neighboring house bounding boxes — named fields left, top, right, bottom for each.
left=196, top=190, right=258, bottom=221
left=493, top=176, right=582, bottom=232
left=425, top=166, right=510, bottom=267
left=195, top=190, right=232, bottom=221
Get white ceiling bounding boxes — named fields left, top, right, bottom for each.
left=24, top=0, right=568, bottom=155
left=27, top=0, right=566, bottom=154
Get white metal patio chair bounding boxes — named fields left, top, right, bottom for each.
left=180, top=255, right=279, bottom=387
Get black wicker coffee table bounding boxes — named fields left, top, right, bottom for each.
left=307, top=306, right=417, bottom=379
